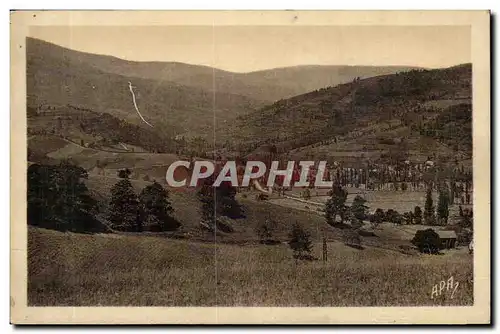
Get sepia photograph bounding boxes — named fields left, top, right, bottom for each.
left=10, top=10, right=490, bottom=324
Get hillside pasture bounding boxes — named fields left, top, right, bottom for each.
left=28, top=227, right=473, bottom=306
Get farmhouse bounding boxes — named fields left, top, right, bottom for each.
left=437, top=230, right=457, bottom=249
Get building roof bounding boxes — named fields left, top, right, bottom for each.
left=437, top=230, right=457, bottom=239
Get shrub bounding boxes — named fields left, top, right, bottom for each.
left=302, top=188, right=311, bottom=200
left=370, top=208, right=385, bottom=228
left=403, top=211, right=414, bottom=225
left=386, top=209, right=402, bottom=225
left=459, top=207, right=473, bottom=230
left=401, top=182, right=408, bottom=191
left=343, top=230, right=362, bottom=249
left=288, top=222, right=313, bottom=259
left=118, top=168, right=132, bottom=179
left=255, top=218, right=278, bottom=244
left=411, top=229, right=441, bottom=254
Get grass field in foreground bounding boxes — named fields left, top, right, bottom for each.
left=28, top=227, right=473, bottom=306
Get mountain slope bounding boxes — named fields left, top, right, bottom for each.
left=27, top=37, right=416, bottom=102
left=27, top=37, right=262, bottom=139
left=227, top=64, right=472, bottom=164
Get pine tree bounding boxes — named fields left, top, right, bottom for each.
left=437, top=185, right=450, bottom=225
left=325, top=182, right=348, bottom=225
left=288, top=222, right=312, bottom=259
left=139, top=181, right=179, bottom=231
left=197, top=175, right=216, bottom=231
left=424, top=187, right=436, bottom=225
left=108, top=178, right=141, bottom=231
left=351, top=195, right=368, bottom=225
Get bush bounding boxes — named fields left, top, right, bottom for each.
left=302, top=188, right=311, bottom=200
left=370, top=208, right=385, bottom=228
left=288, top=222, right=313, bottom=259
left=401, top=182, right=408, bottom=191
left=378, top=137, right=396, bottom=145
left=403, top=211, right=414, bottom=225
left=255, top=218, right=278, bottom=244
left=216, top=217, right=234, bottom=233
left=256, top=193, right=269, bottom=201
left=457, top=229, right=473, bottom=246
left=343, top=230, right=363, bottom=249
left=386, top=209, right=402, bottom=225
left=411, top=229, right=441, bottom=254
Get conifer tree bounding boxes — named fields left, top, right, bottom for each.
left=424, top=187, right=436, bottom=225
left=108, top=171, right=141, bottom=231
left=414, top=206, right=423, bottom=225
left=139, top=181, right=179, bottom=231
left=437, top=185, right=450, bottom=225
left=325, top=182, right=348, bottom=225
left=351, top=195, right=368, bottom=225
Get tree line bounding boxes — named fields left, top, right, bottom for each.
left=27, top=162, right=180, bottom=233
left=27, top=161, right=247, bottom=234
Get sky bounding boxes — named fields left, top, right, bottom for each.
left=29, top=25, right=471, bottom=73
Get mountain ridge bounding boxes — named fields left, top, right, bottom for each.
left=224, top=64, right=472, bottom=165
left=27, top=37, right=420, bottom=102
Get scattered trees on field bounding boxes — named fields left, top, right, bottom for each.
left=109, top=169, right=179, bottom=232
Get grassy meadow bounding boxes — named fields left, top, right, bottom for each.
left=28, top=227, right=473, bottom=306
